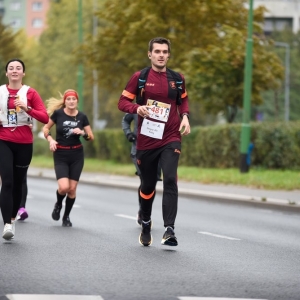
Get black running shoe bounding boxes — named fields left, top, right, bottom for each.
left=52, top=203, right=62, bottom=221
left=62, top=216, right=72, bottom=227
left=139, top=220, right=152, bottom=246
left=161, top=226, right=178, bottom=246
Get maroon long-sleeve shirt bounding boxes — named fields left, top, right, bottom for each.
left=118, top=68, right=189, bottom=150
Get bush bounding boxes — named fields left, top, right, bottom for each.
left=40, top=121, right=300, bottom=169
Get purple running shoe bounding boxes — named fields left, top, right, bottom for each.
left=17, top=207, right=28, bottom=221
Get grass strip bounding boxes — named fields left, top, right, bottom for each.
left=31, top=156, right=299, bottom=190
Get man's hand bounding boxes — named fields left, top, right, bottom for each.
left=127, top=133, right=136, bottom=142
left=179, top=115, right=191, bottom=136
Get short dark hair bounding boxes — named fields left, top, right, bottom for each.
left=5, top=58, right=25, bottom=72
left=148, top=37, right=171, bottom=53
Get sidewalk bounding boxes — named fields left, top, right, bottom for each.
left=27, top=167, right=300, bottom=211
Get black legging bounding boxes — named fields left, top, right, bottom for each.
left=137, top=141, right=181, bottom=227
left=20, top=175, right=28, bottom=208
left=0, top=140, right=32, bottom=224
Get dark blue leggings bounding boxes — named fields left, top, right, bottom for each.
left=0, top=140, right=32, bottom=224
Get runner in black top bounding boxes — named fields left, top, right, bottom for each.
left=118, top=37, right=191, bottom=247
left=43, top=89, right=94, bottom=227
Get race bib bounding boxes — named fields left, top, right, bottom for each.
left=146, top=99, right=171, bottom=122
left=7, top=109, right=17, bottom=125
left=140, top=119, right=165, bottom=139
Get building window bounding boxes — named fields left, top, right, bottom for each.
left=264, top=18, right=293, bottom=32
left=32, top=18, right=43, bottom=28
left=10, top=1, right=21, bottom=10
left=11, top=18, right=21, bottom=28
left=32, top=2, right=43, bottom=11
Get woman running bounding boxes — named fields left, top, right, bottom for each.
left=43, top=89, right=94, bottom=227
left=0, top=58, right=49, bottom=241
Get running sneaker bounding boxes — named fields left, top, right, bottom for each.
left=52, top=203, right=62, bottom=221
left=2, top=223, right=14, bottom=240
left=62, top=216, right=72, bottom=227
left=161, top=226, right=178, bottom=246
left=17, top=207, right=28, bottom=221
left=139, top=220, right=152, bottom=246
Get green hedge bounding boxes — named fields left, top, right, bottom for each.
left=33, top=121, right=300, bottom=169
left=180, top=121, right=300, bottom=169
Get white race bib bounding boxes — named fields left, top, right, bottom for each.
left=8, top=109, right=17, bottom=125
left=146, top=99, right=171, bottom=122
left=140, top=119, right=165, bottom=139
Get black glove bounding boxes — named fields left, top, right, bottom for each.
left=127, top=133, right=136, bottom=142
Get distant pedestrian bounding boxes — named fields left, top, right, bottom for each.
left=43, top=89, right=94, bottom=227
left=0, top=58, right=49, bottom=241
left=122, top=112, right=162, bottom=226
left=118, top=37, right=190, bottom=247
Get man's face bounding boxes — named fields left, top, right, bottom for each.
left=148, top=43, right=169, bottom=71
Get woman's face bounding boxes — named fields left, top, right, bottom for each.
left=6, top=61, right=24, bottom=83
left=65, top=96, right=78, bottom=109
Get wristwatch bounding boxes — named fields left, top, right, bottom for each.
left=181, top=113, right=189, bottom=119
left=26, top=106, right=32, bottom=112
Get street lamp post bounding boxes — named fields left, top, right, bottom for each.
left=274, top=42, right=290, bottom=122
left=240, top=0, right=254, bottom=173
left=77, top=0, right=84, bottom=111
left=93, top=0, right=99, bottom=130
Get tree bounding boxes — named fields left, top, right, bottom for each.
left=0, top=17, right=23, bottom=84
left=257, top=28, right=300, bottom=122
left=81, top=0, right=284, bottom=123
left=23, top=0, right=95, bottom=121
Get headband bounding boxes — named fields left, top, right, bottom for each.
left=63, top=91, right=78, bottom=102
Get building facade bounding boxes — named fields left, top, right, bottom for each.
left=0, top=0, right=50, bottom=38
left=255, top=0, right=300, bottom=34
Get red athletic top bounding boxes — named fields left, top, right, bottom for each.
left=118, top=68, right=189, bottom=150
left=0, top=85, right=49, bottom=144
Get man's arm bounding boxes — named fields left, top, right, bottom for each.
left=178, top=74, right=190, bottom=136
left=118, top=72, right=141, bottom=114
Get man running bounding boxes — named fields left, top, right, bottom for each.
left=118, top=37, right=191, bottom=246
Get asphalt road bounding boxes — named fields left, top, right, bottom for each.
left=0, top=177, right=299, bottom=300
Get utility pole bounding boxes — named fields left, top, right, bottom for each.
left=93, top=0, right=99, bottom=130
left=77, top=0, right=84, bottom=111
left=274, top=42, right=290, bottom=122
left=240, top=0, right=254, bottom=173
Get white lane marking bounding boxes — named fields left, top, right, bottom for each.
left=115, top=214, right=136, bottom=220
left=198, top=232, right=241, bottom=241
left=178, top=298, right=267, bottom=300
left=6, top=295, right=103, bottom=300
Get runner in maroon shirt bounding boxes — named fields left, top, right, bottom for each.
left=118, top=37, right=191, bottom=247
left=0, top=58, right=49, bottom=241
